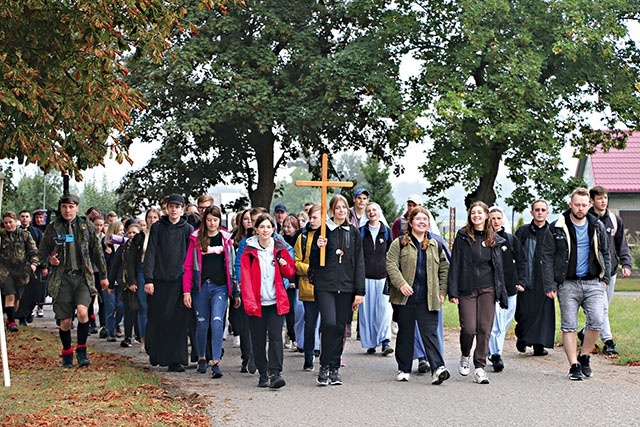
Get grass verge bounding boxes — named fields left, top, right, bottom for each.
left=0, top=327, right=210, bottom=426
left=442, top=294, right=640, bottom=365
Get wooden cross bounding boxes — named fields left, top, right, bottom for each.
left=295, top=153, right=353, bottom=266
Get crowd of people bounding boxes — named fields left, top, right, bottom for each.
left=0, top=184, right=631, bottom=386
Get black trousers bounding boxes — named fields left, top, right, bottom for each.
left=248, top=304, right=284, bottom=376
left=315, top=290, right=353, bottom=370
left=303, top=301, right=320, bottom=365
left=394, top=302, right=443, bottom=374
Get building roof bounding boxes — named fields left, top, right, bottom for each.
left=581, top=131, right=640, bottom=193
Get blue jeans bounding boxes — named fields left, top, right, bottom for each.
left=192, top=280, right=228, bottom=361
left=136, top=266, right=148, bottom=339
left=103, top=286, right=124, bottom=335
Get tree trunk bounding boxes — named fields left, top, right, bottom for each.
left=249, top=131, right=277, bottom=209
left=464, top=147, right=501, bottom=208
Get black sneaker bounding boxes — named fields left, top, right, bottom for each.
left=89, top=323, right=98, bottom=335
left=366, top=348, right=376, bottom=354
left=120, top=338, right=132, bottom=348
left=269, top=373, right=285, bottom=389
left=417, top=358, right=430, bottom=374
left=516, top=338, right=526, bottom=353
left=99, top=327, right=108, bottom=339
left=317, top=366, right=330, bottom=386
left=247, top=358, right=257, bottom=374
left=197, top=359, right=208, bottom=374
left=568, top=363, right=584, bottom=381
left=76, top=347, right=90, bottom=367
left=329, top=369, right=342, bottom=385
left=381, top=342, right=394, bottom=356
left=211, top=364, right=223, bottom=379
left=533, top=345, right=548, bottom=356
left=602, top=340, right=619, bottom=355
left=577, top=354, right=592, bottom=378
left=490, top=354, right=504, bottom=372
left=106, top=334, right=116, bottom=342
left=577, top=328, right=585, bottom=346
left=258, top=373, right=269, bottom=388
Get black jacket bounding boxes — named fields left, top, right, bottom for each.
left=144, top=215, right=193, bottom=283
left=309, top=219, right=365, bottom=295
left=515, top=221, right=556, bottom=293
left=447, top=228, right=508, bottom=309
left=360, top=223, right=392, bottom=280
left=588, top=207, right=632, bottom=276
left=495, top=228, right=527, bottom=296
left=550, top=209, right=611, bottom=289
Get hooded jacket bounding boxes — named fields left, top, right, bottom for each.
left=447, top=228, right=509, bottom=309
left=588, top=207, right=632, bottom=276
left=183, top=228, right=238, bottom=297
left=550, top=209, right=611, bottom=289
left=240, top=236, right=295, bottom=317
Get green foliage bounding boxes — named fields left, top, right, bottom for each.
left=119, top=0, right=418, bottom=214
left=271, top=167, right=321, bottom=214
left=360, top=156, right=401, bottom=220
left=1, top=171, right=62, bottom=214
left=401, top=0, right=640, bottom=210
left=627, top=232, right=640, bottom=269
left=515, top=216, right=526, bottom=233
left=0, top=0, right=189, bottom=178
left=73, top=176, right=119, bottom=218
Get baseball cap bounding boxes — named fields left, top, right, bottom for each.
left=354, top=189, right=369, bottom=197
left=166, top=194, right=186, bottom=206
left=274, top=203, right=287, bottom=213
left=407, top=194, right=423, bottom=205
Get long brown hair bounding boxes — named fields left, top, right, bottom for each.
left=464, top=201, right=494, bottom=247
left=401, top=206, right=430, bottom=250
left=198, top=206, right=222, bottom=252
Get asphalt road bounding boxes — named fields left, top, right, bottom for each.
left=31, top=306, right=640, bottom=427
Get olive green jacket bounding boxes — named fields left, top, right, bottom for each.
left=386, top=236, right=449, bottom=311
left=38, top=215, right=107, bottom=300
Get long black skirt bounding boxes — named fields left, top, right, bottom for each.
left=145, top=279, right=189, bottom=367
left=514, top=285, right=556, bottom=348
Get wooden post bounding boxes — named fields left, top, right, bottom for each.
left=295, top=154, right=353, bottom=266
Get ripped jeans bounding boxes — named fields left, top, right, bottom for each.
left=192, top=280, right=228, bottom=361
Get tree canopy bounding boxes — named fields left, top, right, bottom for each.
left=117, top=0, right=418, bottom=215
left=403, top=0, right=640, bottom=210
left=0, top=0, right=189, bottom=178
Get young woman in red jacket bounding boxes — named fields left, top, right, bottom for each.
left=241, top=214, right=296, bottom=389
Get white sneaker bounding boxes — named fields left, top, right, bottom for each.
left=458, top=355, right=471, bottom=376
left=36, top=307, right=44, bottom=317
left=432, top=365, right=451, bottom=385
left=473, top=368, right=490, bottom=384
left=233, top=336, right=241, bottom=348
left=396, top=371, right=410, bottom=382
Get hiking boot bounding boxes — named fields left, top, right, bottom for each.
left=432, top=366, right=450, bottom=385
left=473, top=368, right=490, bottom=384
left=258, top=373, right=269, bottom=388
left=61, top=352, right=74, bottom=368
left=211, top=364, right=223, bottom=379
left=577, top=354, right=592, bottom=378
left=418, top=358, right=430, bottom=374
left=568, top=363, right=584, bottom=381
left=269, top=373, right=285, bottom=389
left=602, top=339, right=619, bottom=355
left=329, top=369, right=342, bottom=385
left=489, top=354, right=504, bottom=372
left=76, top=347, right=90, bottom=367
left=317, top=366, right=330, bottom=386
left=197, top=359, right=208, bottom=374
left=458, top=355, right=471, bottom=376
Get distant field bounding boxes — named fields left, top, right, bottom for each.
left=613, top=277, right=640, bottom=292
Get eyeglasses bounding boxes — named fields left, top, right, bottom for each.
left=533, top=208, right=547, bottom=212
left=198, top=205, right=211, bottom=211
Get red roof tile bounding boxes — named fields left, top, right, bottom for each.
left=587, top=131, right=640, bottom=192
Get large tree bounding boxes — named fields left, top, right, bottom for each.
left=403, top=0, right=640, bottom=210
left=117, top=0, right=417, bottom=215
left=0, top=0, right=189, bottom=178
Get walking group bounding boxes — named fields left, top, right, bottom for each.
left=0, top=184, right=631, bottom=386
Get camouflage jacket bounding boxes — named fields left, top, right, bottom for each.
left=0, top=228, right=39, bottom=284
left=38, top=215, right=107, bottom=299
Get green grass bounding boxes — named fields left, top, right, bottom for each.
left=612, top=277, right=640, bottom=292
left=442, top=293, right=640, bottom=365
